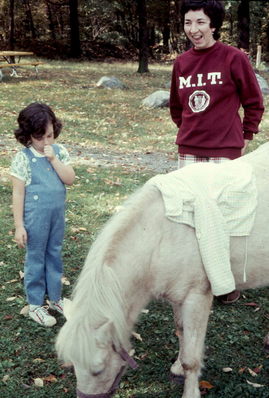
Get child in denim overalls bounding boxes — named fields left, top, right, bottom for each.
left=10, top=103, right=75, bottom=327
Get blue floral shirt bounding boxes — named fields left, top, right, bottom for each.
left=10, top=144, right=71, bottom=186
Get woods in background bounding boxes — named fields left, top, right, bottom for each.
left=1, top=0, right=269, bottom=71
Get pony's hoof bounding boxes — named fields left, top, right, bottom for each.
left=169, top=372, right=185, bottom=384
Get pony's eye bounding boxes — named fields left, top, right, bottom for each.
left=92, top=369, right=104, bottom=377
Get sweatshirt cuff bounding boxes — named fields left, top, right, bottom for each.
left=243, top=132, right=254, bottom=140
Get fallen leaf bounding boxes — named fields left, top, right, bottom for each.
left=61, top=362, right=73, bottom=368
left=104, top=178, right=122, bottom=186
left=3, top=315, right=13, bottom=320
left=43, top=374, right=57, bottom=383
left=246, top=380, right=265, bottom=388
left=61, top=276, right=70, bottom=286
left=199, top=380, right=214, bottom=389
left=239, top=367, right=246, bottom=374
left=248, top=368, right=258, bottom=377
left=21, top=383, right=31, bottom=389
left=129, top=349, right=135, bottom=357
left=20, top=305, right=29, bottom=316
left=34, top=378, right=44, bottom=387
left=222, top=367, right=233, bottom=373
left=243, top=302, right=259, bottom=307
left=2, top=375, right=9, bottom=382
left=132, top=332, right=143, bottom=341
left=253, top=365, right=263, bottom=374
left=175, top=329, right=182, bottom=337
left=141, top=308, right=149, bottom=314
left=6, top=296, right=17, bottom=302
left=138, top=352, right=148, bottom=360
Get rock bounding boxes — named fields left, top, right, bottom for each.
left=255, top=73, right=269, bottom=95
left=96, top=76, right=127, bottom=89
left=142, top=90, right=170, bottom=108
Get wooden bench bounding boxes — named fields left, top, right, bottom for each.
left=0, top=61, right=43, bottom=81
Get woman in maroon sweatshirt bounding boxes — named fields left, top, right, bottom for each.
left=170, top=0, right=264, bottom=304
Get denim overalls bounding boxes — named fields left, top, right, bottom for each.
left=23, top=145, right=66, bottom=305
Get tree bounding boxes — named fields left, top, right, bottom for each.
left=22, top=0, right=36, bottom=39
left=45, top=0, right=56, bottom=40
left=69, top=0, right=81, bottom=57
left=137, top=0, right=149, bottom=73
left=8, top=0, right=15, bottom=51
left=237, top=0, right=249, bottom=51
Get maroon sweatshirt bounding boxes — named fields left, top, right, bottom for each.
left=170, top=41, right=264, bottom=159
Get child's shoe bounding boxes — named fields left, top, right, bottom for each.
left=29, top=306, right=56, bottom=327
left=49, top=299, right=64, bottom=315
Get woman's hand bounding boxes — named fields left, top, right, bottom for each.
left=241, top=139, right=249, bottom=155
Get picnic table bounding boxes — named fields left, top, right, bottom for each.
left=0, top=51, right=43, bottom=81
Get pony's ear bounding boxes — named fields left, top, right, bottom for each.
left=95, top=320, right=113, bottom=348
left=63, top=298, right=73, bottom=320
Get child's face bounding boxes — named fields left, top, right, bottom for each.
left=31, top=122, right=55, bottom=154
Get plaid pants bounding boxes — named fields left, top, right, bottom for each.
left=178, top=153, right=230, bottom=169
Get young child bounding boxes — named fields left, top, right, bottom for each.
left=10, top=103, right=75, bottom=327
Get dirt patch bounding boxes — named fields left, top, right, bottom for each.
left=69, top=144, right=177, bottom=174
left=2, top=135, right=177, bottom=176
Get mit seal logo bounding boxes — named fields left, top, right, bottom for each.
left=189, top=90, right=210, bottom=113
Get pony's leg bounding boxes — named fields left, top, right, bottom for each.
left=170, top=304, right=184, bottom=380
left=179, top=291, right=213, bottom=398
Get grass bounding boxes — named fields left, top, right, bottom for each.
left=1, top=59, right=269, bottom=397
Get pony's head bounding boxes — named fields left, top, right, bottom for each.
left=56, top=294, right=138, bottom=397
left=56, top=189, right=149, bottom=396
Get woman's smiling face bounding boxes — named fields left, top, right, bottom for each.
left=184, top=9, right=216, bottom=50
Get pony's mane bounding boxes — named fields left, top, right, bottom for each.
left=56, top=183, right=157, bottom=367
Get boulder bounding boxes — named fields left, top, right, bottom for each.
left=96, top=76, right=127, bottom=89
left=255, top=73, right=269, bottom=95
left=142, top=90, right=170, bottom=108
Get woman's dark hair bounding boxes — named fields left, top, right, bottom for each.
left=14, top=102, right=62, bottom=147
left=181, top=0, right=225, bottom=40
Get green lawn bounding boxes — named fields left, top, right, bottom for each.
left=1, top=59, right=269, bottom=397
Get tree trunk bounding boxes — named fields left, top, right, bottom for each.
left=22, top=0, right=36, bottom=39
left=162, top=0, right=170, bottom=53
left=137, top=0, right=149, bottom=73
left=69, top=0, right=81, bottom=58
left=237, top=0, right=250, bottom=51
left=162, top=24, right=170, bottom=53
left=8, top=0, right=15, bottom=52
left=46, top=2, right=56, bottom=41
left=169, top=0, right=181, bottom=52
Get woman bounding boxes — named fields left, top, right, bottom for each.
left=169, top=0, right=264, bottom=303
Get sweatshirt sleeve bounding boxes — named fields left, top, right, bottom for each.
left=231, top=52, right=264, bottom=140
left=169, top=60, right=183, bottom=128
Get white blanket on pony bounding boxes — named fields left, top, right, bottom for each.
left=147, top=159, right=257, bottom=296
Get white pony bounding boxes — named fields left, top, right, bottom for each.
left=56, top=142, right=269, bottom=398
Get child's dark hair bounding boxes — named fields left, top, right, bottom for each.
left=14, top=102, right=62, bottom=147
left=181, top=0, right=225, bottom=40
